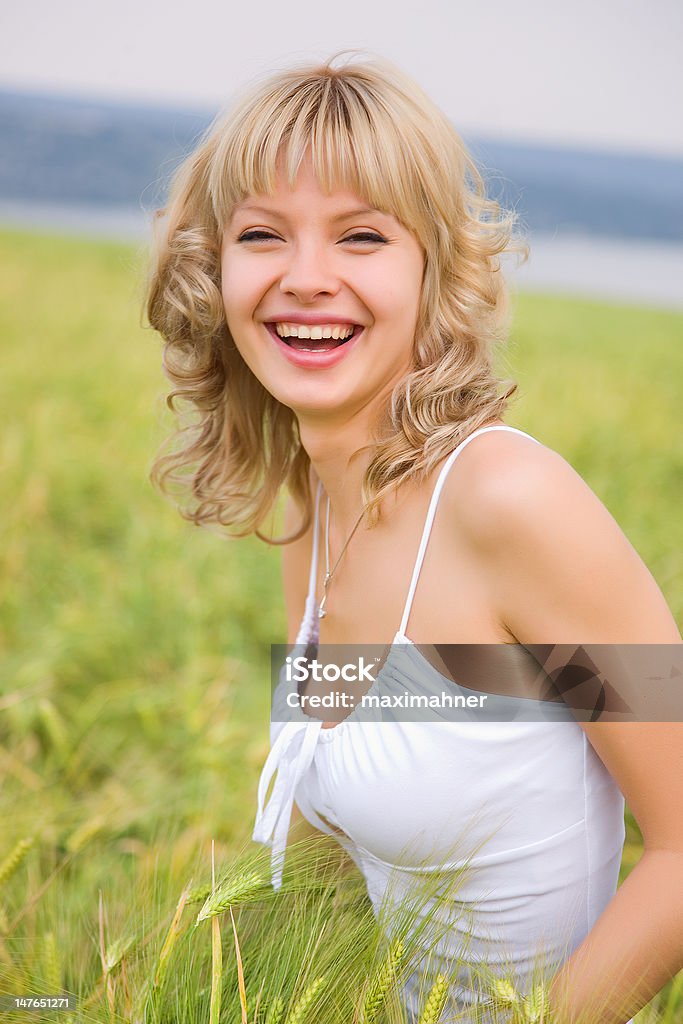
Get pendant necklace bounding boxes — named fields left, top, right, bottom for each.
left=318, top=493, right=366, bottom=620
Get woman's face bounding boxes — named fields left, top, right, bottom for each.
left=220, top=150, right=425, bottom=422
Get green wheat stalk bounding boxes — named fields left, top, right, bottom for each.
left=264, top=994, right=285, bottom=1024
left=209, top=911, right=222, bottom=1024
left=0, top=837, right=35, bottom=890
left=489, top=977, right=553, bottom=1023
left=37, top=697, right=69, bottom=758
left=186, top=883, right=211, bottom=905
left=417, top=973, right=450, bottom=1024
left=359, top=938, right=406, bottom=1024
left=153, top=881, right=192, bottom=990
left=660, top=969, right=683, bottom=1024
left=209, top=839, right=223, bottom=1024
left=283, top=975, right=326, bottom=1024
left=490, top=977, right=520, bottom=1009
left=196, top=869, right=269, bottom=923
left=65, top=815, right=106, bottom=855
left=42, top=931, right=61, bottom=995
left=523, top=981, right=552, bottom=1023
left=229, top=905, right=249, bottom=1023
left=104, top=934, right=136, bottom=974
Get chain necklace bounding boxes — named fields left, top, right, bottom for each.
left=317, top=493, right=366, bottom=619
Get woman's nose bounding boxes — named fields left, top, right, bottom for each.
left=278, top=241, right=341, bottom=300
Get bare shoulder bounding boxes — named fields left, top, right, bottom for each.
left=281, top=476, right=316, bottom=645
left=441, top=427, right=574, bottom=548
left=441, top=427, right=680, bottom=644
left=440, top=427, right=597, bottom=566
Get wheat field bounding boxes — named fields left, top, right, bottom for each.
left=0, top=227, right=681, bottom=1022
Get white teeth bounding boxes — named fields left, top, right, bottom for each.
left=274, top=322, right=355, bottom=340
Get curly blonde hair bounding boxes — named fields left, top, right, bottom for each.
left=145, top=49, right=527, bottom=544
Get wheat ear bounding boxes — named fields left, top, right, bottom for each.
left=523, top=982, right=552, bottom=1023
left=417, top=973, right=450, bottom=1024
left=66, top=816, right=106, bottom=854
left=42, top=931, right=61, bottom=994
left=264, top=994, right=285, bottom=1024
left=283, top=976, right=326, bottom=1024
left=359, top=938, right=406, bottom=1024
left=0, top=837, right=35, bottom=890
left=196, top=870, right=266, bottom=923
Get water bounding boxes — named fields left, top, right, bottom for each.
left=501, top=230, right=683, bottom=310
left=0, top=198, right=152, bottom=244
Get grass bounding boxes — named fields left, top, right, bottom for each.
left=0, top=226, right=681, bottom=1022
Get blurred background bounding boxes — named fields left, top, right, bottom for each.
left=1, top=3, right=682, bottom=1019
left=2, top=0, right=683, bottom=306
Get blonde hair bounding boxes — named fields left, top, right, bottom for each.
left=145, top=49, right=527, bottom=543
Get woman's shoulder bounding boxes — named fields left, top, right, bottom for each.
left=440, top=424, right=584, bottom=552
left=439, top=424, right=679, bottom=644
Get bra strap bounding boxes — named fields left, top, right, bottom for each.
left=398, top=426, right=542, bottom=638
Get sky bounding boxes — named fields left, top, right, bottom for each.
left=1, top=0, right=682, bottom=158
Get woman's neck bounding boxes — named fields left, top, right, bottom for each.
left=299, top=418, right=376, bottom=541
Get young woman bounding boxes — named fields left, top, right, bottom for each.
left=146, top=52, right=682, bottom=1024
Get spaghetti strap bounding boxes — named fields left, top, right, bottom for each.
left=398, top=425, right=542, bottom=638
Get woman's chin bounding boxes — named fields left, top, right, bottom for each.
left=274, top=386, right=357, bottom=418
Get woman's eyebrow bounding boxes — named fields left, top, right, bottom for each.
left=232, top=204, right=386, bottom=222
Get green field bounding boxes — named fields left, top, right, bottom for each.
left=1, top=227, right=681, bottom=1022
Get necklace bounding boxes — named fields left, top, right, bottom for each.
left=318, top=493, right=366, bottom=619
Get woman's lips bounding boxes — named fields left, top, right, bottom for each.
left=264, top=323, right=365, bottom=368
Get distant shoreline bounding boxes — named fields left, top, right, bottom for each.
left=1, top=199, right=682, bottom=312
left=500, top=233, right=683, bottom=311
left=0, top=198, right=150, bottom=244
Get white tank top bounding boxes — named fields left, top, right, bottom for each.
left=253, top=425, right=629, bottom=1022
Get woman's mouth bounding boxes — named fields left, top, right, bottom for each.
left=264, top=322, right=365, bottom=368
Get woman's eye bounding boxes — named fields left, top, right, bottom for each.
left=238, top=230, right=280, bottom=242
left=343, top=232, right=387, bottom=244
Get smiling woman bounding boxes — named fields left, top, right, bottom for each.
left=144, top=50, right=682, bottom=1024
left=144, top=49, right=522, bottom=541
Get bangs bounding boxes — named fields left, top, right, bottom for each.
left=207, top=71, right=436, bottom=239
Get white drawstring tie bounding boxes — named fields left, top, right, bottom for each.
left=252, top=717, right=323, bottom=890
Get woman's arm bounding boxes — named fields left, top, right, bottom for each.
left=450, top=432, right=682, bottom=1024
left=546, top=742, right=683, bottom=1024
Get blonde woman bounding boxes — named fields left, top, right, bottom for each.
left=146, top=52, right=682, bottom=1024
